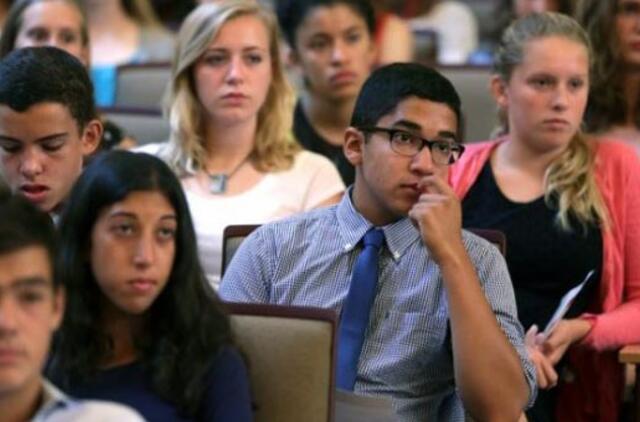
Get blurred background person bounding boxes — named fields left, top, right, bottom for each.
left=80, top=0, right=175, bottom=107
left=277, top=0, right=376, bottom=186
left=408, top=0, right=478, bottom=64
left=576, top=0, right=640, bottom=152
left=370, top=0, right=413, bottom=65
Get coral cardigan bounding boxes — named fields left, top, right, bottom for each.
left=449, top=139, right=640, bottom=422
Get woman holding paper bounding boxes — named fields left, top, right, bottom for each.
left=449, top=12, right=640, bottom=422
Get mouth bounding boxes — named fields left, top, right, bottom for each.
left=0, top=348, right=24, bottom=364
left=19, top=184, right=50, bottom=203
left=222, top=92, right=248, bottom=100
left=128, top=278, right=157, bottom=294
left=330, top=71, right=357, bottom=85
left=542, top=119, right=570, bottom=128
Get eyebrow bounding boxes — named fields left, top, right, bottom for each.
left=0, top=133, right=68, bottom=144
left=108, top=211, right=177, bottom=221
left=202, top=46, right=267, bottom=53
left=11, top=276, right=51, bottom=288
left=391, top=120, right=458, bottom=141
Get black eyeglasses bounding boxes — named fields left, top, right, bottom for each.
left=358, top=126, right=465, bottom=165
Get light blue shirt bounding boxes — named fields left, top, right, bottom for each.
left=220, top=191, right=536, bottom=421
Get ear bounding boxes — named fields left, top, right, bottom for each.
left=343, top=127, right=365, bottom=167
left=80, top=118, right=103, bottom=156
left=490, top=75, right=509, bottom=109
left=50, top=286, right=66, bottom=331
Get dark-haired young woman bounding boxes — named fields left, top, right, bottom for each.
left=48, top=150, right=252, bottom=421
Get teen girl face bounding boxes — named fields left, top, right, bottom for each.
left=90, top=191, right=177, bottom=317
left=492, top=35, right=589, bottom=154
left=291, top=4, right=375, bottom=102
left=14, top=0, right=89, bottom=66
left=193, top=14, right=272, bottom=127
left=615, top=0, right=640, bottom=69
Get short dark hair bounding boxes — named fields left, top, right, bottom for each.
left=52, top=150, right=233, bottom=417
left=350, top=63, right=462, bottom=138
left=0, top=46, right=96, bottom=132
left=0, top=191, right=59, bottom=287
left=276, top=0, right=375, bottom=48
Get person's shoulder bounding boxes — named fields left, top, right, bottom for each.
left=292, top=149, right=336, bottom=169
left=436, top=0, right=476, bottom=16
left=45, top=399, right=145, bottom=422
left=252, top=202, right=338, bottom=241
left=133, top=141, right=168, bottom=156
left=460, top=229, right=504, bottom=262
left=592, top=138, right=640, bottom=175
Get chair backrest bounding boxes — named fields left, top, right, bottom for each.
left=436, top=65, right=496, bottom=142
left=226, top=302, right=337, bottom=422
left=467, top=228, right=507, bottom=256
left=114, top=63, right=172, bottom=109
left=100, top=107, right=171, bottom=145
left=222, top=224, right=260, bottom=276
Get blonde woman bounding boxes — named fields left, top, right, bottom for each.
left=449, top=12, right=640, bottom=422
left=139, top=0, right=344, bottom=289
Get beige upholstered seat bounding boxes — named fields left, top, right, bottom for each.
left=100, top=107, right=170, bottom=145
left=227, top=303, right=337, bottom=422
left=114, top=63, right=172, bottom=109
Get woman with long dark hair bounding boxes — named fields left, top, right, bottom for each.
left=48, top=150, right=252, bottom=421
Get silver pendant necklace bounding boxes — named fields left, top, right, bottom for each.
left=205, top=155, right=251, bottom=194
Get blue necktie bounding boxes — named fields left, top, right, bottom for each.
left=336, top=228, right=385, bottom=390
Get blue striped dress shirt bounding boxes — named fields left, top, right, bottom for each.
left=220, top=192, right=536, bottom=421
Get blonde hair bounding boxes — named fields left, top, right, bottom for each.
left=164, top=0, right=297, bottom=175
left=494, top=12, right=608, bottom=231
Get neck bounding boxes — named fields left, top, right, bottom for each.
left=623, top=70, right=640, bottom=126
left=202, top=117, right=257, bottom=173
left=301, top=91, right=356, bottom=146
left=351, top=181, right=397, bottom=226
left=497, top=135, right=564, bottom=179
left=0, top=378, right=42, bottom=422
left=101, top=305, right=143, bottom=368
left=87, top=1, right=134, bottom=33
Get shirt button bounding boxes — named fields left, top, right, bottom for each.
left=344, top=243, right=352, bottom=250
left=393, top=252, right=400, bottom=259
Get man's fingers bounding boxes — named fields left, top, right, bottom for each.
left=418, top=175, right=452, bottom=195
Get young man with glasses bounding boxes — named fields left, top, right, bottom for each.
left=220, top=63, right=535, bottom=421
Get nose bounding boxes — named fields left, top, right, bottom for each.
left=225, top=56, right=245, bottom=85
left=19, top=148, right=44, bottom=179
left=409, top=145, right=435, bottom=176
left=0, top=295, right=18, bottom=336
left=551, top=85, right=569, bottom=111
left=331, top=40, right=349, bottom=65
left=133, top=234, right=155, bottom=268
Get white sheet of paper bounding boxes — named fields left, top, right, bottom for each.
left=542, top=269, right=595, bottom=338
left=335, top=389, right=395, bottom=422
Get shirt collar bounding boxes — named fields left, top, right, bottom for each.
left=32, top=379, right=73, bottom=421
left=336, top=188, right=421, bottom=261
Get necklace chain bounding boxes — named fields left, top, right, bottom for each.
left=205, top=154, right=251, bottom=194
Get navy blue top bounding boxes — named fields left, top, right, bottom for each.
left=57, top=347, right=252, bottom=422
